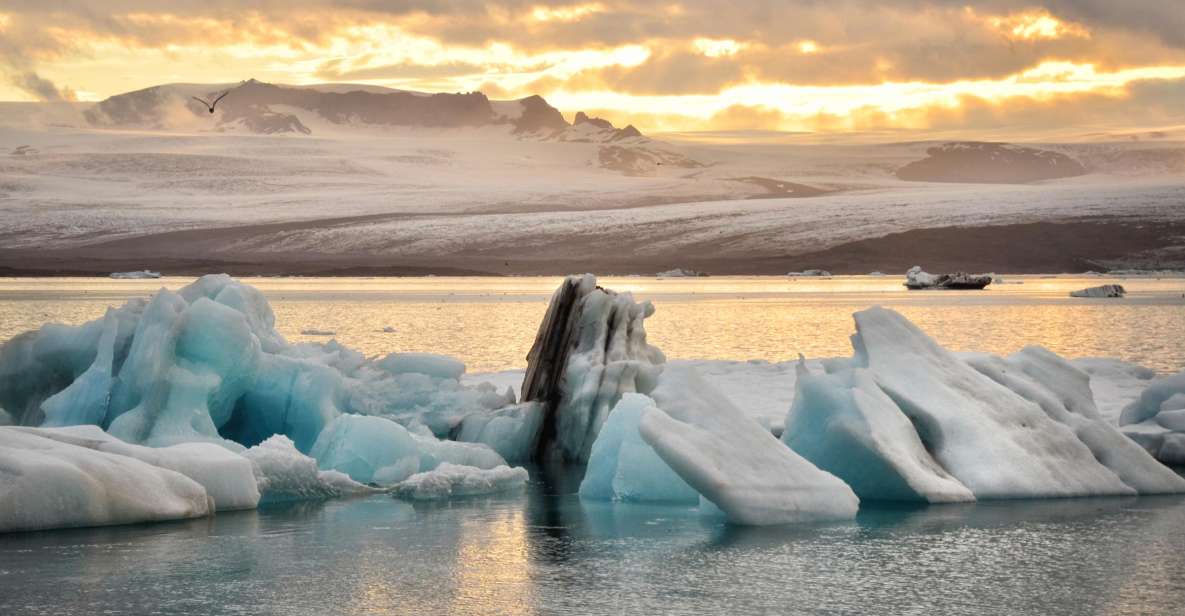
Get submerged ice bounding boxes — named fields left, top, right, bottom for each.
left=1, top=273, right=1182, bottom=533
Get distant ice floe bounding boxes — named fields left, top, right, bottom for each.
left=1070, top=284, right=1126, bottom=298
left=1, top=273, right=1182, bottom=533
left=109, top=270, right=161, bottom=279
left=904, top=265, right=992, bottom=290
left=656, top=268, right=707, bottom=278
left=787, top=269, right=831, bottom=277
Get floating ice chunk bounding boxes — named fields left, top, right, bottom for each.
left=456, top=402, right=545, bottom=463
left=300, top=329, right=337, bottom=336
left=392, top=463, right=528, bottom=500
left=0, top=427, right=210, bottom=533
left=377, top=352, right=466, bottom=380
left=22, top=425, right=261, bottom=510
left=853, top=307, right=1138, bottom=498
left=904, top=266, right=991, bottom=290
left=310, top=415, right=421, bottom=485
left=522, top=274, right=665, bottom=462
left=639, top=366, right=859, bottom=525
left=109, top=270, right=161, bottom=279
left=655, top=268, right=707, bottom=278
left=243, top=435, right=374, bottom=502
left=1070, top=284, right=1126, bottom=298
left=784, top=359, right=974, bottom=503
left=786, top=269, right=831, bottom=277
left=966, top=346, right=1185, bottom=494
left=580, top=393, right=699, bottom=504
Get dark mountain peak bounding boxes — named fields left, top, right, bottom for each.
left=513, top=95, right=569, bottom=134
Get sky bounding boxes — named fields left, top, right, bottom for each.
left=2, top=1, right=1184, bottom=133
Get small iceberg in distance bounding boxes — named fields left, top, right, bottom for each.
left=300, top=328, right=337, bottom=336
left=787, top=269, right=832, bottom=277
left=110, top=270, right=161, bottom=279
left=656, top=268, right=708, bottom=278
left=1070, top=284, right=1126, bottom=298
left=904, top=265, right=992, bottom=290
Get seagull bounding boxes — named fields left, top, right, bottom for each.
left=191, top=91, right=229, bottom=114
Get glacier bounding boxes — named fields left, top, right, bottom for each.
left=1, top=273, right=1183, bottom=533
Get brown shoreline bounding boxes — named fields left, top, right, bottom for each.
left=2, top=220, right=1182, bottom=277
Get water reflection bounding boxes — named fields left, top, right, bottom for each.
left=3, top=486, right=1185, bottom=616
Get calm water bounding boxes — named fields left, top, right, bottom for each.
left=2, top=471, right=1185, bottom=616
left=1, top=275, right=1184, bottom=373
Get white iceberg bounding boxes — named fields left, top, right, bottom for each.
left=392, top=463, right=528, bottom=500
left=1069, top=284, right=1125, bottom=298
left=0, top=427, right=210, bottom=533
left=17, top=425, right=261, bottom=511
left=109, top=270, right=161, bottom=279
left=639, top=366, right=860, bottom=525
left=850, top=307, right=1181, bottom=497
left=784, top=359, right=974, bottom=503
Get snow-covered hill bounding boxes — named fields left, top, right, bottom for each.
left=1, top=86, right=1184, bottom=275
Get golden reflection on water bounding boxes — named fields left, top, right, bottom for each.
left=1, top=275, right=1182, bottom=373
left=449, top=509, right=535, bottom=615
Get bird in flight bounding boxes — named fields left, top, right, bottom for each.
left=192, top=91, right=229, bottom=114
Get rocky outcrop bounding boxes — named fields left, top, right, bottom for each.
left=897, top=142, right=1086, bottom=184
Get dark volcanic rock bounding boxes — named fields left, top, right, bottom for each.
left=896, top=141, right=1086, bottom=184
left=514, top=95, right=570, bottom=134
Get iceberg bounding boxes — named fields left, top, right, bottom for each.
left=392, top=463, right=529, bottom=500
left=0, top=427, right=210, bottom=533
left=849, top=307, right=1181, bottom=497
left=521, top=274, right=665, bottom=463
left=0, top=274, right=530, bottom=531
left=579, top=393, right=699, bottom=504
left=639, top=366, right=860, bottom=525
left=1070, top=284, right=1126, bottom=298
left=110, top=270, right=161, bottom=279
left=784, top=359, right=974, bottom=503
left=17, top=425, right=260, bottom=510
left=904, top=266, right=992, bottom=290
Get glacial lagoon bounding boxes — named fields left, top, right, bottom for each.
left=2, top=274, right=1184, bottom=615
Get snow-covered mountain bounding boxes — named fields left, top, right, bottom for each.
left=2, top=86, right=1185, bottom=276
left=82, top=79, right=643, bottom=144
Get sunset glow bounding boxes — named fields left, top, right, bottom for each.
left=2, top=2, right=1183, bottom=132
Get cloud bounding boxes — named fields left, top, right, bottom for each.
left=1, top=1, right=1184, bottom=131
left=9, top=70, right=76, bottom=101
